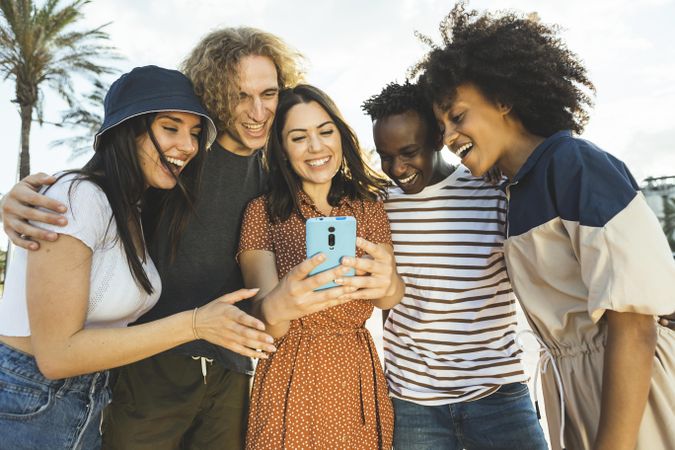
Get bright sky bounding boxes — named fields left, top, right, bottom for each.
left=2, top=0, right=675, bottom=248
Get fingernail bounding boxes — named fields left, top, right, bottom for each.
left=349, top=286, right=358, bottom=292
left=29, top=243, right=38, bottom=250
left=57, top=217, right=67, bottom=225
left=266, top=336, right=274, bottom=343
left=316, top=253, right=326, bottom=262
left=334, top=278, right=343, bottom=284
left=342, top=266, right=351, bottom=274
left=342, top=257, right=353, bottom=265
left=47, top=233, right=58, bottom=241
left=267, top=346, right=277, bottom=352
left=57, top=206, right=67, bottom=213
left=249, top=288, right=260, bottom=293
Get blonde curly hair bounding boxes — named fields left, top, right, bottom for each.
left=181, top=27, right=305, bottom=134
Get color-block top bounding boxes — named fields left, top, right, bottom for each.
left=0, top=174, right=161, bottom=336
left=503, top=131, right=675, bottom=449
left=383, top=167, right=527, bottom=406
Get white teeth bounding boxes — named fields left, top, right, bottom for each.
left=398, top=173, right=417, bottom=184
left=166, top=156, right=185, bottom=167
left=454, top=142, right=473, bottom=158
left=307, top=157, right=330, bottom=167
left=243, top=122, right=264, bottom=131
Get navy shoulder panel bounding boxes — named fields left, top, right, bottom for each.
left=548, top=137, right=637, bottom=227
left=507, top=135, right=638, bottom=236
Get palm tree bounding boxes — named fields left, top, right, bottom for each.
left=0, top=0, right=117, bottom=179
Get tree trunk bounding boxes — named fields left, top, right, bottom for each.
left=18, top=103, right=32, bottom=180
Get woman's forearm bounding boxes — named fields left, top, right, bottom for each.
left=256, top=296, right=291, bottom=339
left=33, top=311, right=193, bottom=379
left=594, top=310, right=656, bottom=450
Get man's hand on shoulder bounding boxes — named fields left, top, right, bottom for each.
left=1, top=173, right=66, bottom=250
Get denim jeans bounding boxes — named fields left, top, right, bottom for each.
left=0, top=342, right=111, bottom=450
left=392, top=383, right=548, bottom=450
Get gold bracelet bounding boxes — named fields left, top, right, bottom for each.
left=192, top=307, right=200, bottom=340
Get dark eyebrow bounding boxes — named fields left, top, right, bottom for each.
left=399, top=145, right=419, bottom=153
left=448, top=101, right=467, bottom=115
left=239, top=86, right=279, bottom=97
left=287, top=120, right=334, bottom=134
left=157, top=114, right=202, bottom=129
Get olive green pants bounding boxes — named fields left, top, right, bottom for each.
left=102, top=352, right=250, bottom=450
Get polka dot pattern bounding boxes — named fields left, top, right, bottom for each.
left=239, top=192, right=394, bottom=450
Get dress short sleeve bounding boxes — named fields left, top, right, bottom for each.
left=33, top=174, right=114, bottom=251
left=364, top=200, right=392, bottom=246
left=237, top=196, right=274, bottom=258
left=551, top=141, right=675, bottom=322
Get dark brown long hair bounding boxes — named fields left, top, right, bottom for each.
left=59, top=113, right=206, bottom=294
left=265, top=84, right=388, bottom=222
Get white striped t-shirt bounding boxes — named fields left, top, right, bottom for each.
left=383, top=166, right=527, bottom=406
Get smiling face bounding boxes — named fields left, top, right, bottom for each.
left=433, top=84, right=514, bottom=177
left=282, top=101, right=342, bottom=197
left=374, top=110, right=447, bottom=194
left=136, top=111, right=202, bottom=190
left=221, top=55, right=279, bottom=155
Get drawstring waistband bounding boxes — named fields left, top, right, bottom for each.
left=191, top=356, right=214, bottom=384
left=516, top=330, right=567, bottom=450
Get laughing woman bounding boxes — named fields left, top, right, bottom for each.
left=420, top=5, right=675, bottom=450
left=0, top=66, right=273, bottom=450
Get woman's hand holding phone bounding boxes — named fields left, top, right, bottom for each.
left=260, top=253, right=357, bottom=330
left=335, top=237, right=405, bottom=309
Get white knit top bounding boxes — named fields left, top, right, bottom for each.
left=0, top=174, right=161, bottom=336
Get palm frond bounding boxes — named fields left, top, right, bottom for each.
left=0, top=0, right=120, bottom=177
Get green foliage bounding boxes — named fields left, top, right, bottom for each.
left=50, top=78, right=107, bottom=159
left=0, top=246, right=6, bottom=288
left=662, top=195, right=675, bottom=252
left=0, top=0, right=118, bottom=178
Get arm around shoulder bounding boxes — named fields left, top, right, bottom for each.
left=1, top=173, right=67, bottom=250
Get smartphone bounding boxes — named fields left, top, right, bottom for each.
left=306, top=216, right=356, bottom=290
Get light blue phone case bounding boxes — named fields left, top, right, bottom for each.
left=306, top=216, right=356, bottom=291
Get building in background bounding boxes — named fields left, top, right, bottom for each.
left=642, top=175, right=675, bottom=255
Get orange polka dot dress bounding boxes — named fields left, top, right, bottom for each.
left=239, top=192, right=394, bottom=450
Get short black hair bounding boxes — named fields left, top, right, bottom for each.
left=361, top=81, right=441, bottom=145
left=414, top=3, right=595, bottom=136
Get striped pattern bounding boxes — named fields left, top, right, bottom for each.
left=383, top=166, right=527, bottom=406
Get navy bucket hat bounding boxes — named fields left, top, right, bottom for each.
left=94, top=65, right=217, bottom=150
